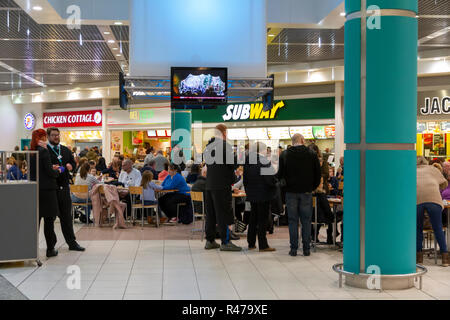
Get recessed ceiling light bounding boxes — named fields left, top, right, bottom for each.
left=114, top=22, right=123, bottom=25
left=3, top=38, right=9, bottom=41
left=340, top=12, right=346, bottom=16
left=434, top=57, right=441, bottom=61
left=112, top=47, right=118, bottom=50
left=116, top=54, right=122, bottom=57
left=427, top=36, right=433, bottom=39
left=268, top=34, right=275, bottom=37
left=108, top=40, right=115, bottom=43
left=56, top=39, right=62, bottom=42
left=32, top=6, right=43, bottom=11
left=104, top=31, right=111, bottom=35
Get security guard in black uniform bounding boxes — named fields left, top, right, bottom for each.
left=46, top=127, right=85, bottom=252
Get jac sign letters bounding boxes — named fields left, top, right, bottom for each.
left=43, top=110, right=102, bottom=128
left=222, top=101, right=285, bottom=121
left=420, top=96, right=450, bottom=115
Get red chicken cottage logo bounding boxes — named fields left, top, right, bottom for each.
left=43, top=110, right=103, bottom=128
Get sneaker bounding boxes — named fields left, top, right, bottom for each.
left=289, top=249, right=297, bottom=257
left=205, top=241, right=220, bottom=250
left=259, top=247, right=276, bottom=252
left=220, top=242, right=242, bottom=252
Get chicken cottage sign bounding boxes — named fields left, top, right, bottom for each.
left=43, top=110, right=103, bottom=128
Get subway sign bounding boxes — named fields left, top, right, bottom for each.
left=222, top=101, right=285, bottom=121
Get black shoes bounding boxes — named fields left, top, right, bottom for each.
left=289, top=249, right=297, bottom=257
left=303, top=248, right=311, bottom=256
left=46, top=249, right=58, bottom=258
left=69, top=242, right=85, bottom=252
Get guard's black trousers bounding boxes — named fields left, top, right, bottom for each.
left=39, top=217, right=57, bottom=250
left=247, top=201, right=270, bottom=250
left=205, top=189, right=233, bottom=244
left=56, top=187, right=77, bottom=246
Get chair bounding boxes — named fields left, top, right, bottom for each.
left=128, top=186, right=158, bottom=227
left=70, top=185, right=91, bottom=225
left=190, top=191, right=206, bottom=241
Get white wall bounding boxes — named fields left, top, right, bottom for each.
left=0, top=96, right=21, bottom=151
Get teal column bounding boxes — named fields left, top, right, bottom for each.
left=344, top=0, right=418, bottom=277
left=171, top=110, right=192, bottom=162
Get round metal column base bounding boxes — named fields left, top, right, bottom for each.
left=345, top=273, right=415, bottom=290
left=332, top=263, right=427, bottom=291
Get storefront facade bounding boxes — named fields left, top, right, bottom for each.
left=190, top=97, right=337, bottom=162
left=106, top=105, right=172, bottom=162
left=42, top=109, right=103, bottom=153
left=417, top=90, right=450, bottom=160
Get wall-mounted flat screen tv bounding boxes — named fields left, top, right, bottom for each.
left=171, top=67, right=228, bottom=107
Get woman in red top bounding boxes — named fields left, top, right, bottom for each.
left=30, top=129, right=62, bottom=258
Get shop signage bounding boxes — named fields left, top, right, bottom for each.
left=129, top=110, right=155, bottom=121
left=222, top=101, right=285, bottom=121
left=24, top=113, right=36, bottom=131
left=43, top=110, right=102, bottom=128
left=419, top=96, right=450, bottom=115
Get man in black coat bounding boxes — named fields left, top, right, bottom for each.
left=244, top=142, right=277, bottom=252
left=47, top=127, right=85, bottom=252
left=203, top=124, right=241, bottom=252
left=277, top=134, right=321, bottom=257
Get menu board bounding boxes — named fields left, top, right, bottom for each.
left=268, top=127, right=291, bottom=140
left=433, top=134, right=446, bottom=156
left=228, top=129, right=248, bottom=140
left=157, top=130, right=167, bottom=137
left=246, top=128, right=268, bottom=140
left=312, top=126, right=326, bottom=139
left=325, top=126, right=336, bottom=138
left=417, top=123, right=427, bottom=134
left=427, top=122, right=439, bottom=133
left=441, top=122, right=450, bottom=132
left=289, top=126, right=314, bottom=139
left=166, top=130, right=171, bottom=137
left=147, top=130, right=157, bottom=137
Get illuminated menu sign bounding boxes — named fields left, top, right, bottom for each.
left=325, top=126, right=336, bottom=138
left=228, top=129, right=248, bottom=140
left=246, top=128, right=268, bottom=140
left=312, top=126, right=326, bottom=139
left=268, top=127, right=291, bottom=140
left=289, top=126, right=314, bottom=139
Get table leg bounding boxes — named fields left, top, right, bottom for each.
left=333, top=204, right=337, bottom=247
left=232, top=197, right=236, bottom=232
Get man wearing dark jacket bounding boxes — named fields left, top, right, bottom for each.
left=278, top=134, right=321, bottom=257
left=47, top=127, right=85, bottom=252
left=244, top=142, right=277, bottom=252
left=203, top=124, right=241, bottom=252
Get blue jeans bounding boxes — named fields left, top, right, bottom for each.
left=71, top=195, right=91, bottom=220
left=417, top=203, right=448, bottom=253
left=286, top=192, right=313, bottom=251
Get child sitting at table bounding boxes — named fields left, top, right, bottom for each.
left=141, top=170, right=163, bottom=205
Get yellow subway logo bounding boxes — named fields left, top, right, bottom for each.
left=222, top=101, right=285, bottom=121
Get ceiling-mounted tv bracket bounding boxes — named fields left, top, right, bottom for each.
left=120, top=74, right=274, bottom=107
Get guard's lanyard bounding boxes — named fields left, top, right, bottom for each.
left=49, top=143, right=62, bottom=164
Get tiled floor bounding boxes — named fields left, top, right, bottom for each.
left=1, top=221, right=450, bottom=300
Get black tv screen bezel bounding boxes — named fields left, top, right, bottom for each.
left=171, top=67, right=228, bottom=107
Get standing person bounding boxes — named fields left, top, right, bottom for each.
left=203, top=124, right=241, bottom=252
left=309, top=144, right=330, bottom=194
left=244, top=142, right=277, bottom=252
left=143, top=146, right=155, bottom=166
left=154, top=150, right=169, bottom=176
left=29, top=129, right=61, bottom=258
left=416, top=157, right=448, bottom=267
left=278, top=134, right=321, bottom=257
left=47, top=127, right=85, bottom=252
